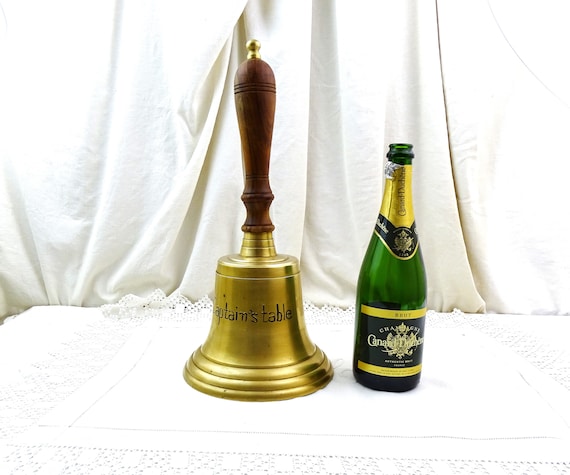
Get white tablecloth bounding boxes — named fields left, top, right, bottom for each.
left=1, top=292, right=569, bottom=474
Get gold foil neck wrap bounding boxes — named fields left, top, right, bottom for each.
left=380, top=164, right=415, bottom=228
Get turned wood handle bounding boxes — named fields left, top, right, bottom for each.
left=234, top=40, right=276, bottom=233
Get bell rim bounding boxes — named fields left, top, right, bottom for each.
left=183, top=345, right=334, bottom=402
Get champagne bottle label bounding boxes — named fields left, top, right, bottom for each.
left=375, top=164, right=419, bottom=260
left=356, top=305, right=425, bottom=377
left=375, top=217, right=418, bottom=259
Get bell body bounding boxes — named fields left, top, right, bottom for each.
left=184, top=249, right=333, bottom=401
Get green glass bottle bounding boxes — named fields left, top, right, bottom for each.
left=353, top=143, right=427, bottom=392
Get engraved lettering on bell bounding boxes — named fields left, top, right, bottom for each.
left=214, top=301, right=294, bottom=325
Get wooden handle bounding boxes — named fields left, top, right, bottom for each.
left=234, top=40, right=276, bottom=233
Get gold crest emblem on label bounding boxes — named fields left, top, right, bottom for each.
left=379, top=322, right=423, bottom=358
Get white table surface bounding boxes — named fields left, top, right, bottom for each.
left=1, top=291, right=569, bottom=474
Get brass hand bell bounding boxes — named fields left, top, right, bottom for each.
left=183, top=40, right=333, bottom=401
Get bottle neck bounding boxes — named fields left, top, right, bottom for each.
left=380, top=162, right=415, bottom=227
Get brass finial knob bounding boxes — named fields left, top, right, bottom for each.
left=246, top=39, right=261, bottom=59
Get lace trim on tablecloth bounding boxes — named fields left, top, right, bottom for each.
left=4, top=445, right=568, bottom=475
left=100, top=288, right=358, bottom=325
left=100, top=289, right=570, bottom=391
left=1, top=290, right=569, bottom=474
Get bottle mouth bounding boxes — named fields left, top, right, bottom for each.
left=387, top=143, right=414, bottom=161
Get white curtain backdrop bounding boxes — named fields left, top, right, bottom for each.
left=1, top=0, right=569, bottom=319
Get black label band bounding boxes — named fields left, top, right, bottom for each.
left=375, top=214, right=418, bottom=259
left=357, top=306, right=426, bottom=377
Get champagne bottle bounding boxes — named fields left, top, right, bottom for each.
left=353, top=143, right=427, bottom=392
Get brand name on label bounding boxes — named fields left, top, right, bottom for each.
left=376, top=217, right=389, bottom=234
left=367, top=322, right=424, bottom=359
left=397, top=167, right=407, bottom=216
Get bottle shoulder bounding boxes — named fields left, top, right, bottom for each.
left=357, top=233, right=426, bottom=308
left=359, top=232, right=425, bottom=272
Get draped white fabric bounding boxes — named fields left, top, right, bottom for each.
left=1, top=0, right=569, bottom=318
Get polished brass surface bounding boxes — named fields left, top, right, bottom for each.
left=246, top=39, right=261, bottom=60
left=183, top=40, right=333, bottom=401
left=183, top=252, right=333, bottom=401
left=239, top=231, right=276, bottom=259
